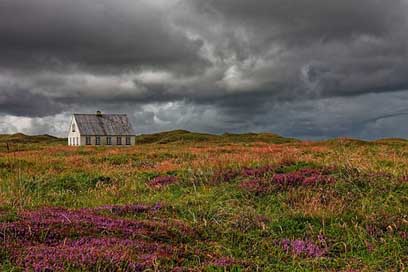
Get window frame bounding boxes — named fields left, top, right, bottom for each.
left=126, top=136, right=131, bottom=145
left=96, top=136, right=101, bottom=145
left=117, top=136, right=122, bottom=145
left=72, top=123, right=76, bottom=132
left=107, top=136, right=112, bottom=145
left=86, top=136, right=91, bottom=145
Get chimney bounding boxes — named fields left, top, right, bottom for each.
left=96, top=110, right=102, bottom=116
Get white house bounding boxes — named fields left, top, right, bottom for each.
left=68, top=111, right=136, bottom=146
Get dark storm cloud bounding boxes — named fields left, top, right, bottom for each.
left=179, top=0, right=408, bottom=99
left=0, top=0, right=408, bottom=138
left=0, top=86, right=63, bottom=117
left=0, top=0, right=206, bottom=73
left=191, top=0, right=405, bottom=43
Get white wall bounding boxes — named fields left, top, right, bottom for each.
left=82, top=136, right=136, bottom=146
left=67, top=116, right=81, bottom=146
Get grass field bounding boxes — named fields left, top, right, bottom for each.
left=0, top=131, right=407, bottom=271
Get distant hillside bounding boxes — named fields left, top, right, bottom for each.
left=135, top=130, right=216, bottom=144
left=135, top=130, right=298, bottom=144
left=322, top=137, right=371, bottom=146
left=323, top=137, right=408, bottom=147
left=221, top=132, right=299, bottom=144
left=374, top=138, right=408, bottom=143
left=0, top=133, right=64, bottom=144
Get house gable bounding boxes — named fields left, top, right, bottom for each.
left=68, top=116, right=81, bottom=137
left=67, top=116, right=82, bottom=146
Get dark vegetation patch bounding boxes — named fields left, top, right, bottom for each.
left=0, top=158, right=35, bottom=172
left=275, top=161, right=322, bottom=173
left=94, top=203, right=163, bottom=216
left=210, top=164, right=280, bottom=184
left=148, top=176, right=178, bottom=188
left=229, top=211, right=270, bottom=233
left=0, top=208, right=18, bottom=223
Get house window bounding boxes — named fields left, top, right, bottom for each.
left=126, top=136, right=131, bottom=145
left=86, top=136, right=91, bottom=145
left=107, top=136, right=112, bottom=145
left=96, top=136, right=100, bottom=145
left=77, top=137, right=79, bottom=145
left=117, top=136, right=122, bottom=145
left=72, top=123, right=76, bottom=132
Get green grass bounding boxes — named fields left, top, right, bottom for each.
left=0, top=132, right=407, bottom=271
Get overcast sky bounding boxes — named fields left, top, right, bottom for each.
left=1, top=0, right=408, bottom=139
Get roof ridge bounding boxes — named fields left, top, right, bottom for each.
left=74, top=113, right=127, bottom=115
left=73, top=114, right=134, bottom=136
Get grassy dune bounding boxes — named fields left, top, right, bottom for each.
left=0, top=131, right=407, bottom=271
left=0, top=133, right=65, bottom=152
left=135, top=129, right=298, bottom=144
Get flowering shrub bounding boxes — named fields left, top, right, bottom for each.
left=212, top=166, right=332, bottom=187
left=239, top=168, right=335, bottom=194
left=365, top=224, right=384, bottom=238
left=273, top=168, right=334, bottom=186
left=272, top=173, right=304, bottom=186
left=1, top=206, right=193, bottom=271
left=239, top=178, right=270, bottom=194
left=2, top=207, right=192, bottom=244
left=399, top=175, right=408, bottom=182
left=241, top=165, right=274, bottom=177
left=279, top=238, right=327, bottom=258
left=0, top=204, right=247, bottom=271
left=12, top=238, right=168, bottom=271
left=210, top=257, right=241, bottom=267
left=211, top=169, right=241, bottom=184
left=399, top=231, right=407, bottom=239
left=148, top=176, right=178, bottom=188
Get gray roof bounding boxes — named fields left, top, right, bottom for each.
left=74, top=114, right=135, bottom=136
